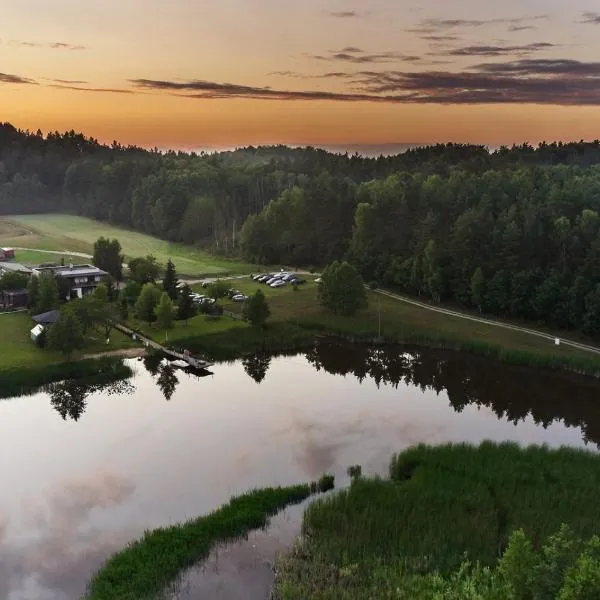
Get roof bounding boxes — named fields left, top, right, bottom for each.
left=33, top=264, right=107, bottom=278
left=32, top=309, right=60, bottom=325
left=0, top=262, right=32, bottom=274
left=1, top=247, right=14, bottom=252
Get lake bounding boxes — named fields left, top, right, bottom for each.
left=1, top=340, right=599, bottom=600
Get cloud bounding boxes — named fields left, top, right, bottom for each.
left=0, top=470, right=135, bottom=599
left=48, top=42, right=87, bottom=51
left=0, top=72, right=36, bottom=85
left=440, top=42, right=556, bottom=57
left=48, top=84, right=134, bottom=94
left=421, top=35, right=461, bottom=42
left=581, top=12, right=600, bottom=24
left=6, top=39, right=87, bottom=50
left=408, top=14, right=547, bottom=33
left=45, top=78, right=89, bottom=85
left=508, top=25, right=537, bottom=32
left=132, top=56, right=600, bottom=107
left=327, top=10, right=368, bottom=18
left=312, top=49, right=421, bottom=64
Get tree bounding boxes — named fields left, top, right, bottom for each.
left=242, top=289, right=270, bottom=327
left=93, top=283, right=109, bottom=303
left=470, top=268, right=485, bottom=313
left=120, top=281, right=142, bottom=306
left=162, top=258, right=179, bottom=300
left=128, top=255, right=160, bottom=284
left=155, top=291, right=175, bottom=331
left=177, top=284, right=197, bottom=323
left=48, top=308, right=85, bottom=359
left=0, top=271, right=28, bottom=292
left=207, top=279, right=230, bottom=300
left=35, top=272, right=60, bottom=314
left=26, top=276, right=39, bottom=310
left=93, top=237, right=124, bottom=281
left=135, top=283, right=161, bottom=325
left=318, top=260, right=367, bottom=316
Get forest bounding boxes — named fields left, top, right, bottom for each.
left=3, top=121, right=600, bottom=333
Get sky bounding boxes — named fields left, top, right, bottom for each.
left=2, top=0, right=600, bottom=150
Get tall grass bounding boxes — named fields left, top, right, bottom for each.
left=0, top=357, right=133, bottom=399
left=86, top=481, right=332, bottom=600
left=273, top=443, right=600, bottom=599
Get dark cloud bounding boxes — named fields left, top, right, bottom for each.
left=440, top=42, right=556, bottom=57
left=312, top=49, right=421, bottom=64
left=46, top=78, right=89, bottom=85
left=420, top=35, right=461, bottom=42
left=409, top=14, right=547, bottom=33
left=48, top=42, right=87, bottom=50
left=7, top=39, right=87, bottom=50
left=581, top=12, right=600, bottom=24
left=132, top=56, right=600, bottom=107
left=508, top=25, right=537, bottom=32
left=0, top=72, right=36, bottom=84
left=48, top=84, right=134, bottom=94
left=327, top=10, right=367, bottom=18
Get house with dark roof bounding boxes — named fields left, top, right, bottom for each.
left=0, top=262, right=32, bottom=276
left=31, top=310, right=60, bottom=325
left=31, top=264, right=108, bottom=300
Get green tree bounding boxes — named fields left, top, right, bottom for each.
left=26, top=275, right=39, bottom=310
left=470, top=268, right=485, bottom=313
left=0, top=271, right=28, bottom=292
left=128, top=255, right=160, bottom=284
left=93, top=237, right=124, bottom=281
left=162, top=258, right=179, bottom=300
left=135, top=283, right=161, bottom=326
left=155, top=291, right=175, bottom=331
left=48, top=308, right=85, bottom=359
left=93, top=283, right=109, bottom=303
left=318, top=260, right=367, bottom=316
left=583, top=285, right=600, bottom=336
left=177, top=284, right=196, bottom=324
left=498, top=529, right=537, bottom=600
left=207, top=279, right=229, bottom=300
left=35, top=272, right=60, bottom=314
left=119, top=281, right=142, bottom=306
left=242, top=289, right=270, bottom=327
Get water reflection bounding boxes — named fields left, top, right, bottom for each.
left=156, top=364, right=179, bottom=401
left=46, top=378, right=135, bottom=421
left=242, top=352, right=272, bottom=383
left=306, top=340, right=600, bottom=447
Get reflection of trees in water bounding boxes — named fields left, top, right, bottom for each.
left=305, top=340, right=600, bottom=447
left=46, top=378, right=135, bottom=421
left=143, top=352, right=163, bottom=376
left=156, top=364, right=178, bottom=401
left=242, top=353, right=271, bottom=383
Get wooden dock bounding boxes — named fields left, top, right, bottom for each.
left=114, top=323, right=214, bottom=370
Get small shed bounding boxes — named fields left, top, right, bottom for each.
left=30, top=323, right=45, bottom=342
left=4, top=288, right=28, bottom=308
left=32, top=309, right=60, bottom=325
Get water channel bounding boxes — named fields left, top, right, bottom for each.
left=1, top=340, right=599, bottom=599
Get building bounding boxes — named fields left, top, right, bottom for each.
left=32, top=309, right=60, bottom=325
left=31, top=264, right=108, bottom=300
left=0, top=262, right=32, bottom=276
left=0, top=248, right=15, bottom=260
left=3, top=288, right=28, bottom=308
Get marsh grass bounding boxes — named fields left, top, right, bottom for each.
left=0, top=357, right=133, bottom=399
left=86, top=481, right=333, bottom=600
left=273, top=443, right=600, bottom=599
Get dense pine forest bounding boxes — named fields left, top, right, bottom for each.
left=3, top=121, right=600, bottom=333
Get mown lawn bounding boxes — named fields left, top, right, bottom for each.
left=0, top=214, right=259, bottom=276
left=273, top=442, right=600, bottom=600
left=191, top=276, right=600, bottom=371
left=0, top=312, right=138, bottom=371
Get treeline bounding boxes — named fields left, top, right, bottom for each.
left=5, top=122, right=600, bottom=331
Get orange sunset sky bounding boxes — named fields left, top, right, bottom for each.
left=3, top=0, right=600, bottom=150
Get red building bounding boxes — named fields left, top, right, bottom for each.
left=0, top=248, right=15, bottom=260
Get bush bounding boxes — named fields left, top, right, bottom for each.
left=317, top=473, right=335, bottom=492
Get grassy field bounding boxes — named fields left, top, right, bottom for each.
left=187, top=277, right=600, bottom=373
left=86, top=483, right=327, bottom=600
left=0, top=312, right=138, bottom=372
left=273, top=442, right=600, bottom=599
left=0, top=214, right=259, bottom=276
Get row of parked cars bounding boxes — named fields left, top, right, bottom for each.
left=251, top=272, right=306, bottom=287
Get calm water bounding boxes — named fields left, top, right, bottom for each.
left=1, top=341, right=599, bottom=600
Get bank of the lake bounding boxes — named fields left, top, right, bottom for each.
left=273, top=442, right=600, bottom=599
left=126, top=278, right=600, bottom=376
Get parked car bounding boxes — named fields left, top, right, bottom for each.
left=314, top=277, right=322, bottom=283
left=271, top=280, right=286, bottom=288
left=258, top=275, right=271, bottom=282
left=226, top=288, right=242, bottom=298
left=266, top=277, right=278, bottom=285
left=232, top=294, right=248, bottom=302
left=201, top=281, right=210, bottom=288
left=290, top=277, right=306, bottom=285
left=252, top=274, right=264, bottom=281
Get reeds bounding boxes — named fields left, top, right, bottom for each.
left=86, top=480, right=333, bottom=600
left=274, top=443, right=600, bottom=598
